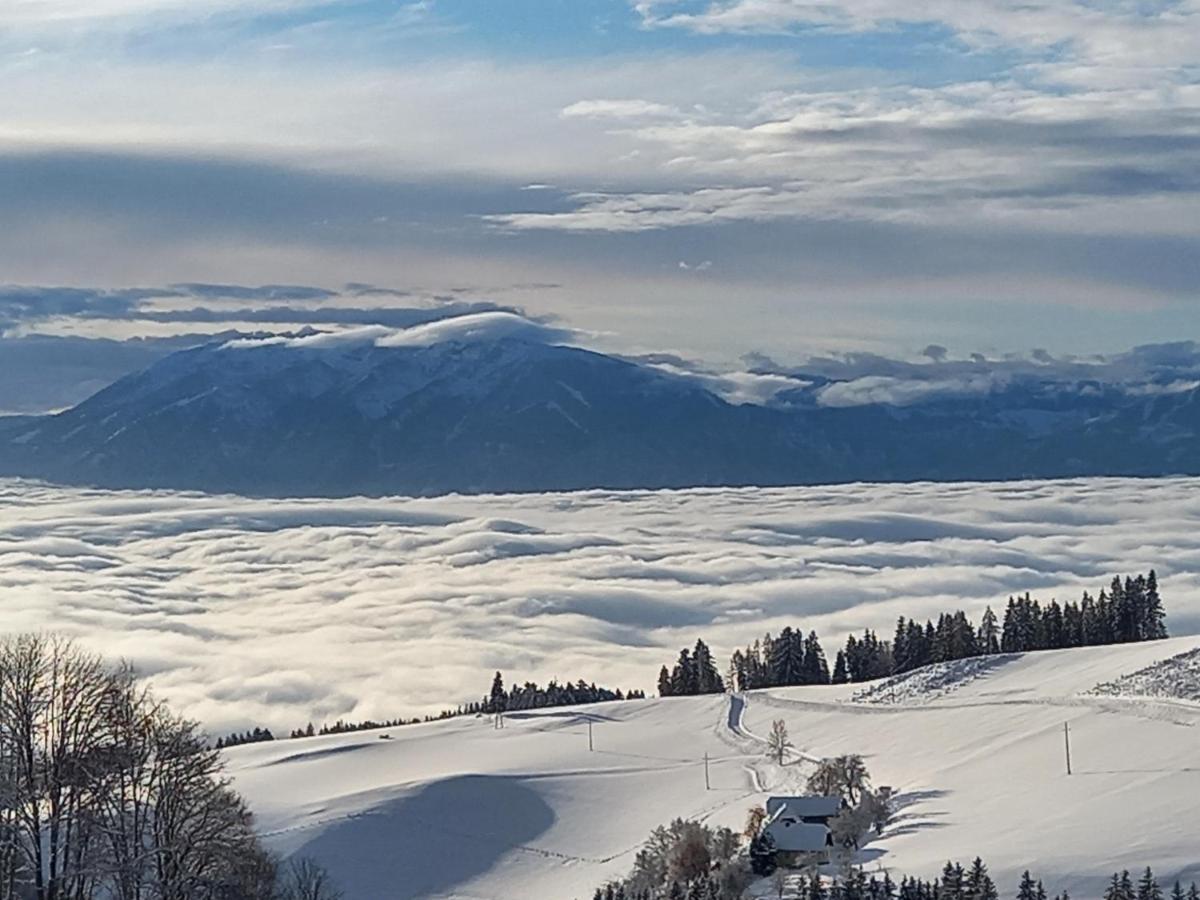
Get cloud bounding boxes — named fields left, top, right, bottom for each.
left=748, top=340, right=1200, bottom=408
left=221, top=312, right=583, bottom=353
left=0, top=0, right=333, bottom=28
left=2, top=476, right=1198, bottom=734
left=561, top=99, right=681, bottom=120
left=632, top=0, right=1200, bottom=77
left=0, top=282, right=522, bottom=333
left=815, top=373, right=1005, bottom=407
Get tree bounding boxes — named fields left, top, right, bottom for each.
left=807, top=755, right=870, bottom=806
left=1107, top=872, right=1137, bottom=900
left=489, top=671, right=506, bottom=712
left=693, top=641, right=725, bottom=694
left=744, top=805, right=767, bottom=840
left=749, top=830, right=777, bottom=877
left=1138, top=868, right=1164, bottom=900
left=1017, top=872, right=1040, bottom=900
left=658, top=666, right=674, bottom=698
left=666, top=823, right=711, bottom=885
left=978, top=607, right=1000, bottom=655
left=0, top=633, right=328, bottom=900
left=802, top=632, right=831, bottom=685
left=280, top=858, right=344, bottom=900
left=1144, top=571, right=1168, bottom=639
left=769, top=628, right=806, bottom=687
left=966, top=857, right=999, bottom=900
left=832, top=651, right=849, bottom=685
left=766, top=719, right=792, bottom=765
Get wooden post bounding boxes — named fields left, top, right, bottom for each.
left=588, top=718, right=594, bottom=752
left=1064, top=722, right=1072, bottom=776
left=704, top=752, right=711, bottom=790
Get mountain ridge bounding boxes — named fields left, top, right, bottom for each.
left=1, top=324, right=1198, bottom=496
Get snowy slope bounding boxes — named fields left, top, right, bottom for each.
left=226, top=636, right=1200, bottom=900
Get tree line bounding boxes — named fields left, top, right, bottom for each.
left=657, top=573, right=1167, bottom=695
left=480, top=672, right=645, bottom=714
left=219, top=671, right=645, bottom=748
left=0, top=633, right=341, bottom=900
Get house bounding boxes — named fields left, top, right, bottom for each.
left=762, top=795, right=844, bottom=868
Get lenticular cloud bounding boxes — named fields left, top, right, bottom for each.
left=1, top=477, right=1198, bottom=734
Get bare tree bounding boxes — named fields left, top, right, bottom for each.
left=806, top=754, right=871, bottom=805
left=0, top=633, right=323, bottom=900
left=766, top=719, right=792, bottom=765
left=280, top=858, right=343, bottom=900
left=0, top=634, right=111, bottom=900
left=744, top=805, right=767, bottom=841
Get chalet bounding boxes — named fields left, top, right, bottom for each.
left=763, top=795, right=844, bottom=867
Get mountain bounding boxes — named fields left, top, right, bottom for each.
left=1, top=319, right=1198, bottom=496
left=0, top=327, right=823, bottom=495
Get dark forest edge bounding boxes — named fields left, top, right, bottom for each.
left=659, top=572, right=1167, bottom=697
left=216, top=673, right=646, bottom=749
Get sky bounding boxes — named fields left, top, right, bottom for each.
left=2, top=0, right=1199, bottom=362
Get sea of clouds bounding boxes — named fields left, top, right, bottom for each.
left=2, top=476, right=1198, bottom=735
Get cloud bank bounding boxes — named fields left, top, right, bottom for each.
left=2, top=477, right=1198, bottom=735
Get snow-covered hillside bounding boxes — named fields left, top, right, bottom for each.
left=226, top=636, right=1200, bottom=900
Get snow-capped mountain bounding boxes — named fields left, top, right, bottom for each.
left=1, top=316, right=1199, bottom=496
left=0, top=318, right=816, bottom=495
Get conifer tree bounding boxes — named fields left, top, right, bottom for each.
left=803, top=631, right=831, bottom=685
left=1017, top=871, right=1040, bottom=900
left=1138, top=868, right=1163, bottom=900
left=978, top=607, right=1000, bottom=655
left=1144, top=570, right=1167, bottom=639
left=832, top=651, right=849, bottom=685
left=489, top=671, right=507, bottom=713
left=966, top=856, right=998, bottom=900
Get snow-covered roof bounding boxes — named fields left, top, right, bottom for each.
left=764, top=819, right=830, bottom=853
left=765, top=795, right=843, bottom=819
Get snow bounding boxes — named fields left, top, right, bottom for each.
left=226, top=637, right=1200, bottom=900
left=1090, top=646, right=1200, bottom=702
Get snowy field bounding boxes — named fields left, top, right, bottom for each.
left=2, top=476, right=1200, bottom=733
left=226, top=637, right=1200, bottom=900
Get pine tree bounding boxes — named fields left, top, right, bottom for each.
left=1138, top=868, right=1163, bottom=900
left=803, top=631, right=831, bottom=685
left=672, top=649, right=696, bottom=695
left=979, top=607, right=1000, bottom=654
left=832, top=650, right=849, bottom=685
left=770, top=627, right=806, bottom=686
left=489, top=671, right=507, bottom=713
left=1017, top=871, right=1040, bottom=900
left=1144, top=570, right=1167, bottom=639
left=1170, top=883, right=1186, bottom=900
left=941, top=862, right=965, bottom=900
left=693, top=640, right=724, bottom=694
left=657, top=667, right=676, bottom=700
left=966, top=857, right=998, bottom=900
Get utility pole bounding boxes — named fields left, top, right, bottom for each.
left=1063, top=722, right=1072, bottom=776
left=588, top=718, right=594, bottom=752
left=704, top=752, right=711, bottom=790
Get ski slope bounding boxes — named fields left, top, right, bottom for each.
left=226, top=637, right=1200, bottom=900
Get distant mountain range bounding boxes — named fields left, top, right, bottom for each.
left=1, top=320, right=1198, bottom=496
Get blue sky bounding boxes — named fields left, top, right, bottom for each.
left=1, top=0, right=1197, bottom=363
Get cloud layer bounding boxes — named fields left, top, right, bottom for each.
left=2, top=476, right=1198, bottom=735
